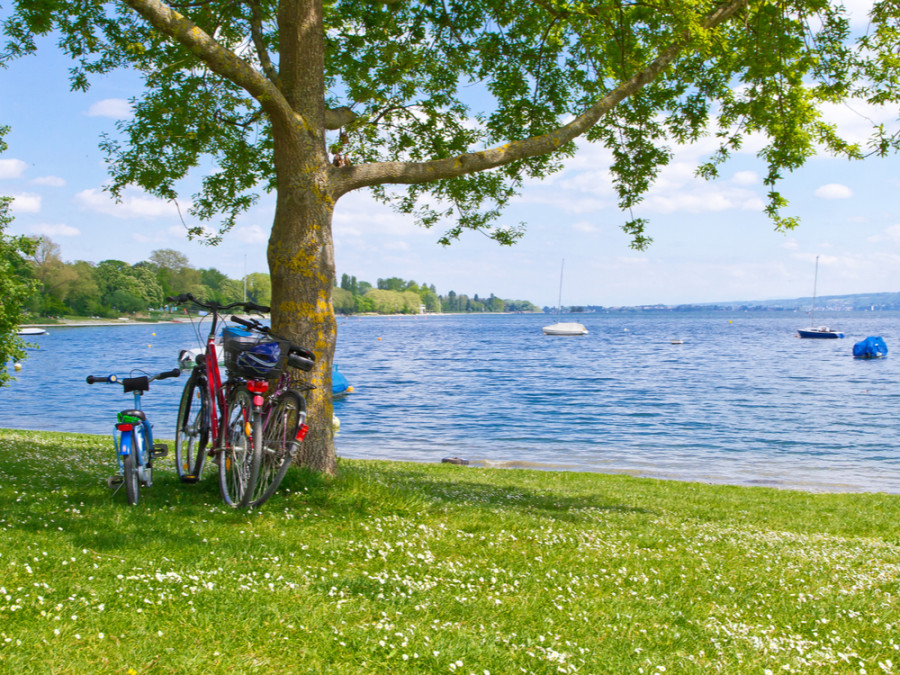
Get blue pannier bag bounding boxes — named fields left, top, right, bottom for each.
left=852, top=336, right=888, bottom=359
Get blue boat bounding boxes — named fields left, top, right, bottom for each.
left=798, top=327, right=844, bottom=339
left=333, top=365, right=353, bottom=398
left=853, top=336, right=888, bottom=359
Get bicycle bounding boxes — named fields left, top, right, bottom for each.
left=167, top=293, right=315, bottom=508
left=228, top=314, right=316, bottom=506
left=86, top=367, right=182, bottom=505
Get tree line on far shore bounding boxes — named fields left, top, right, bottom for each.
left=19, top=237, right=538, bottom=318
left=334, top=274, right=539, bottom=315
left=22, top=239, right=270, bottom=318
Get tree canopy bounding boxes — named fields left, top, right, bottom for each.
left=0, top=127, right=38, bottom=387
left=3, top=0, right=898, bottom=470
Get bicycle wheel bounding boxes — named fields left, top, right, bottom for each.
left=121, top=433, right=140, bottom=506
left=218, top=385, right=261, bottom=508
left=249, top=390, right=305, bottom=508
left=175, top=370, right=209, bottom=483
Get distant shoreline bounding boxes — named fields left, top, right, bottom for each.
left=19, top=305, right=897, bottom=331
left=20, top=319, right=190, bottom=328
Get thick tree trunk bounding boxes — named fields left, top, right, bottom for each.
left=268, top=175, right=338, bottom=475
left=266, top=0, right=338, bottom=475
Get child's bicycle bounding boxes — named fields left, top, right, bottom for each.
left=86, top=368, right=182, bottom=505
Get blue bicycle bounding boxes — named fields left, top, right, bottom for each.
left=86, top=367, right=181, bottom=505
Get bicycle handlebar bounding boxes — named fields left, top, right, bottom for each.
left=229, top=315, right=317, bottom=362
left=166, top=292, right=270, bottom=314
left=230, top=315, right=269, bottom=333
left=86, top=374, right=118, bottom=385
left=86, top=368, right=181, bottom=386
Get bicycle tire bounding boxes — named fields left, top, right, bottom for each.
left=218, top=386, right=261, bottom=508
left=175, top=370, right=209, bottom=482
left=249, top=390, right=305, bottom=508
left=122, top=433, right=140, bottom=506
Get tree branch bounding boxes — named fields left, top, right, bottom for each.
left=330, top=0, right=749, bottom=197
left=120, top=0, right=298, bottom=126
left=325, top=106, right=356, bottom=130
left=247, top=0, right=282, bottom=88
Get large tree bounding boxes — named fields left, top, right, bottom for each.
left=2, top=0, right=895, bottom=471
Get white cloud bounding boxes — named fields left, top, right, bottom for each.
left=814, top=183, right=853, bottom=200
left=31, top=175, right=66, bottom=187
left=29, top=223, right=80, bottom=237
left=10, top=192, right=41, bottom=213
left=333, top=192, right=424, bottom=240
left=85, top=98, right=133, bottom=119
left=233, top=224, right=268, bottom=244
left=573, top=220, right=599, bottom=234
left=515, top=191, right=609, bottom=214
left=0, top=158, right=27, bottom=179
left=819, top=101, right=897, bottom=146
left=844, top=0, right=874, bottom=26
left=384, top=240, right=411, bottom=252
left=76, top=188, right=181, bottom=219
left=557, top=170, right=616, bottom=196
left=646, top=192, right=736, bottom=213
left=732, top=171, right=759, bottom=186
left=868, top=224, right=900, bottom=245
left=641, top=162, right=765, bottom=214
left=167, top=224, right=215, bottom=240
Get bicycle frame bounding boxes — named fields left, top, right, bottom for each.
left=202, top=316, right=228, bottom=450
left=87, top=368, right=180, bottom=505
left=171, top=294, right=273, bottom=455
left=197, top=312, right=271, bottom=451
left=113, top=388, right=153, bottom=486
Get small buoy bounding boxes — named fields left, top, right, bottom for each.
left=148, top=344, right=152, bottom=348
left=152, top=332, right=156, bottom=336
left=377, top=337, right=382, bottom=341
left=442, top=457, right=469, bottom=466
left=728, top=320, right=733, bottom=324
left=14, top=362, right=22, bottom=371
left=346, top=386, right=354, bottom=394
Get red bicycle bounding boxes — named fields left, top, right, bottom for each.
left=168, top=294, right=315, bottom=508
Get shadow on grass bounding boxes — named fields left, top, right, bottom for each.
left=319, top=461, right=653, bottom=523
left=1, top=435, right=649, bottom=558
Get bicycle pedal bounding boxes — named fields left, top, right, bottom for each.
left=107, top=475, right=124, bottom=488
left=150, top=443, right=168, bottom=458
left=181, top=475, right=200, bottom=484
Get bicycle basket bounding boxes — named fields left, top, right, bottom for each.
left=222, top=327, right=287, bottom=379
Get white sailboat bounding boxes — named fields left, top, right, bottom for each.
left=797, top=256, right=843, bottom=339
left=542, top=260, right=588, bottom=336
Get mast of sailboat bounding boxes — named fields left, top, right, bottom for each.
left=557, top=259, right=565, bottom=319
left=810, top=255, right=819, bottom=328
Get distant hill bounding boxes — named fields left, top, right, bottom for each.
left=560, top=291, right=900, bottom=313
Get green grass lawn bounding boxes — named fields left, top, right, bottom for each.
left=0, top=428, right=898, bottom=674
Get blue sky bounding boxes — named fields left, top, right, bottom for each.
left=1, top=3, right=898, bottom=308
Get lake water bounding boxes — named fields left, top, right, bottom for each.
left=2, top=312, right=899, bottom=493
